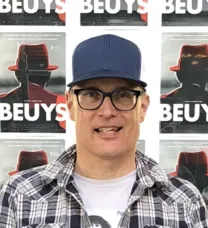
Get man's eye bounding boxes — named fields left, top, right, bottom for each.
left=117, top=90, right=132, bottom=98
left=120, top=91, right=130, bottom=97
left=82, top=90, right=99, bottom=97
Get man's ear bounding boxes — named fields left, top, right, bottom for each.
left=65, top=91, right=75, bottom=121
left=140, top=93, right=150, bottom=123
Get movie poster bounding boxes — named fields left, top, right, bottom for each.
left=0, top=0, right=65, bottom=26
left=160, top=33, right=208, bottom=134
left=160, top=140, right=208, bottom=206
left=0, top=138, right=65, bottom=189
left=136, top=139, right=145, bottom=154
left=0, top=32, right=67, bottom=133
left=80, top=0, right=148, bottom=26
left=162, top=0, right=208, bottom=26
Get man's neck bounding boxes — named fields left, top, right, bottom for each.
left=74, top=147, right=136, bottom=180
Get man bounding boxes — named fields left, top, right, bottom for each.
left=0, top=43, right=66, bottom=133
left=0, top=34, right=208, bottom=227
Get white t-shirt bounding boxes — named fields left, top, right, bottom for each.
left=73, top=170, right=136, bottom=228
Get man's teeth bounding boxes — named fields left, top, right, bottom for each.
left=98, top=127, right=119, bottom=132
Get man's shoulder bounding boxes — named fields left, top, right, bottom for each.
left=1, top=147, right=75, bottom=198
left=165, top=174, right=202, bottom=204
left=138, top=152, right=203, bottom=204
left=2, top=165, right=49, bottom=196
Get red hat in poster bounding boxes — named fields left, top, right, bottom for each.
left=56, top=0, right=66, bottom=22
left=170, top=151, right=208, bottom=177
left=8, top=44, right=59, bottom=71
left=169, top=151, right=208, bottom=193
left=8, top=150, right=49, bottom=176
left=169, top=44, right=208, bottom=72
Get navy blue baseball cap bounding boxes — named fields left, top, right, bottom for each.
left=67, top=34, right=147, bottom=88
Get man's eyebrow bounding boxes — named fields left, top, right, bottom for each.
left=74, top=85, right=145, bottom=93
left=113, top=86, right=144, bottom=91
left=116, top=86, right=135, bottom=90
left=80, top=86, right=98, bottom=89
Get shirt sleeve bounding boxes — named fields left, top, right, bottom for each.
left=0, top=182, right=16, bottom=228
left=192, top=193, right=208, bottom=228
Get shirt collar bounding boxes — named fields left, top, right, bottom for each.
left=41, top=144, right=77, bottom=186
left=41, top=144, right=168, bottom=189
left=135, top=152, right=169, bottom=189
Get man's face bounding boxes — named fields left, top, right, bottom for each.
left=66, top=78, right=149, bottom=159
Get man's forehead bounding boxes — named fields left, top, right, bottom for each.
left=74, top=78, right=139, bottom=89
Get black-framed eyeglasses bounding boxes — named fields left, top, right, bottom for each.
left=72, top=88, right=144, bottom=111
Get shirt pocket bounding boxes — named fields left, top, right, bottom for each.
left=22, top=223, right=66, bottom=228
left=17, top=195, right=67, bottom=227
left=17, top=197, right=47, bottom=225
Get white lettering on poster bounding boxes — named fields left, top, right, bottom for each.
left=162, top=0, right=206, bottom=15
left=160, top=104, right=208, bottom=122
left=80, top=0, right=148, bottom=14
left=0, top=0, right=66, bottom=14
left=0, top=103, right=67, bottom=121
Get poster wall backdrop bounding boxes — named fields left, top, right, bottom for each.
left=0, top=0, right=207, bottom=209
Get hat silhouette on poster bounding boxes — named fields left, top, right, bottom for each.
left=169, top=44, right=208, bottom=72
left=169, top=151, right=208, bottom=193
left=8, top=43, right=59, bottom=72
left=8, top=150, right=49, bottom=176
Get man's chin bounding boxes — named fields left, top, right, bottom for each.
left=93, top=147, right=125, bottom=159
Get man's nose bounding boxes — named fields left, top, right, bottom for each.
left=97, top=96, right=117, bottom=117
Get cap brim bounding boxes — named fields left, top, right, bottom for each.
left=8, top=65, right=59, bottom=71
left=67, top=71, right=147, bottom=88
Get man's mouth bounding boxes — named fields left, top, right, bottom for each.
left=94, top=127, right=122, bottom=133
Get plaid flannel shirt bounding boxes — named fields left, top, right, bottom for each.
left=0, top=144, right=208, bottom=228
